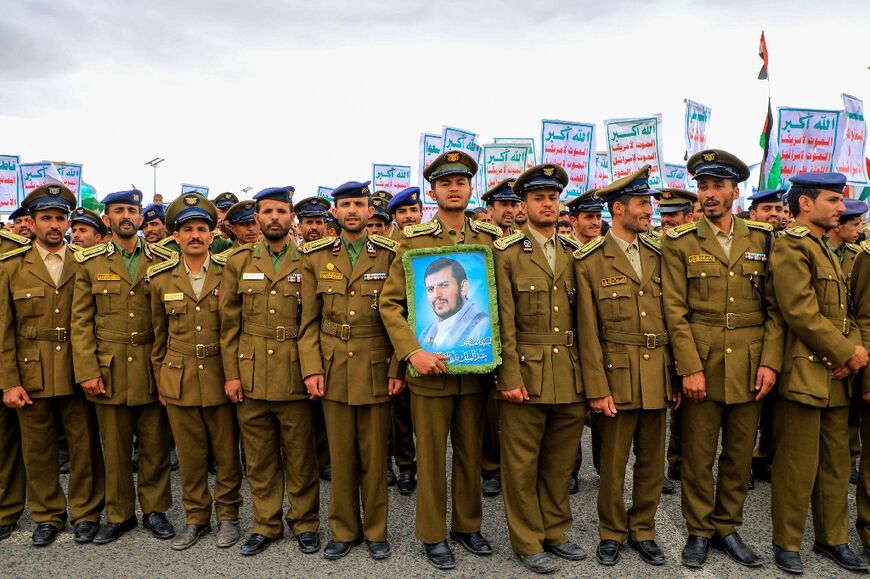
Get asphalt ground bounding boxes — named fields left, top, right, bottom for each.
left=1, top=428, right=866, bottom=578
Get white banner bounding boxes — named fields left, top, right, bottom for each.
left=19, top=161, right=83, bottom=202
left=181, top=183, right=209, bottom=197
left=372, top=164, right=411, bottom=197
left=835, top=94, right=868, bottom=185
left=418, top=133, right=442, bottom=207
left=664, top=163, right=689, bottom=189
left=777, top=107, right=840, bottom=183
left=540, top=119, right=596, bottom=201
left=0, top=155, right=20, bottom=210
left=593, top=152, right=611, bottom=189
left=316, top=186, right=334, bottom=203
left=482, top=144, right=527, bottom=191
left=684, top=99, right=711, bottom=157
left=493, top=137, right=536, bottom=168
left=604, top=115, right=666, bottom=189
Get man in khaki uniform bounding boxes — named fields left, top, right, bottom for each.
left=72, top=189, right=175, bottom=544
left=221, top=186, right=321, bottom=557
left=141, top=204, right=168, bottom=244
left=0, top=183, right=105, bottom=546
left=578, top=166, right=680, bottom=567
left=69, top=207, right=108, bottom=249
left=380, top=151, right=502, bottom=570
left=387, top=186, right=423, bottom=241
left=149, top=194, right=242, bottom=551
left=8, top=206, right=34, bottom=240
left=222, top=200, right=260, bottom=246
left=852, top=236, right=870, bottom=561
left=213, top=191, right=240, bottom=241
left=299, top=180, right=402, bottom=561
left=770, top=172, right=869, bottom=574
left=662, top=149, right=781, bottom=569
left=494, top=164, right=585, bottom=574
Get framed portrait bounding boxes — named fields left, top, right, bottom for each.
left=402, top=244, right=501, bottom=375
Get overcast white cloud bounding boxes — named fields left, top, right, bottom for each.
left=2, top=0, right=868, bottom=204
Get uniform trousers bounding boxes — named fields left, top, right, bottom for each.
left=0, top=405, right=25, bottom=525
left=391, top=388, right=416, bottom=474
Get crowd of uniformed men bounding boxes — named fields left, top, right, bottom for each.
left=3, top=147, right=870, bottom=575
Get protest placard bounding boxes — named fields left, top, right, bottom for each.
left=481, top=144, right=527, bottom=191
left=777, top=107, right=840, bottom=183
left=317, top=186, right=334, bottom=203
left=419, top=133, right=442, bottom=207
left=684, top=100, right=711, bottom=157
left=593, top=152, right=611, bottom=189
left=372, top=164, right=411, bottom=196
left=19, top=161, right=83, bottom=201
left=835, top=94, right=868, bottom=185
left=664, top=163, right=689, bottom=189
left=181, top=183, right=209, bottom=197
left=540, top=120, right=595, bottom=201
left=604, top=115, right=666, bottom=188
left=0, top=155, right=20, bottom=210
left=493, top=137, right=537, bottom=168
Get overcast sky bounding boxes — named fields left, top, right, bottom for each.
left=2, top=0, right=868, bottom=204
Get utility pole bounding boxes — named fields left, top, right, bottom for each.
left=144, top=157, right=165, bottom=199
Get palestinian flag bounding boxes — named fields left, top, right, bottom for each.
left=758, top=31, right=769, bottom=80
left=759, top=98, right=781, bottom=190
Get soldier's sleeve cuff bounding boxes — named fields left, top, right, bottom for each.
left=403, top=348, right=423, bottom=361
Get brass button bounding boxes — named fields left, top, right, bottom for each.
left=729, top=271, right=735, bottom=277
left=129, top=290, right=135, bottom=296
left=553, top=327, right=559, bottom=333
left=827, top=362, right=833, bottom=367
left=754, top=270, right=758, bottom=275
left=640, top=312, right=647, bottom=317
left=350, top=290, right=355, bottom=296
left=729, top=297, right=735, bottom=303
left=129, top=312, right=134, bottom=318
left=638, top=290, right=644, bottom=296
left=127, top=356, right=133, bottom=362
left=725, top=348, right=733, bottom=354
left=102, top=289, right=108, bottom=295
left=270, top=290, right=276, bottom=295
left=553, top=306, right=559, bottom=312
left=841, top=304, right=846, bottom=309
left=195, top=306, right=201, bottom=311
left=25, top=292, right=31, bottom=298
left=267, top=349, right=274, bottom=355
left=822, top=357, right=828, bottom=362
left=553, top=348, right=559, bottom=354
left=373, top=289, right=379, bottom=295
left=530, top=285, right=536, bottom=290
left=195, top=325, right=202, bottom=332
left=350, top=311, right=356, bottom=316
left=239, top=354, right=244, bottom=359
left=643, top=354, right=650, bottom=360
left=54, top=309, right=60, bottom=314
left=808, top=355, right=814, bottom=361
left=171, top=308, right=176, bottom=314
left=198, top=364, right=204, bottom=370
left=700, top=272, right=707, bottom=278
left=55, top=290, right=59, bottom=295
left=606, top=363, right=613, bottom=371
left=327, top=288, right=333, bottom=293
left=269, top=309, right=276, bottom=315
left=612, top=292, right=618, bottom=298
left=348, top=351, right=354, bottom=358
left=23, top=358, right=28, bottom=363
left=520, top=355, right=526, bottom=362
left=55, top=345, right=61, bottom=351
left=828, top=274, right=833, bottom=279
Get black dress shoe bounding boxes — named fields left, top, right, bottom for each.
left=852, top=467, right=860, bottom=485
left=519, top=551, right=558, bottom=574
left=711, top=532, right=762, bottom=567
left=93, top=518, right=136, bottom=544
left=681, top=535, right=708, bottom=568
left=386, top=466, right=397, bottom=487
left=142, top=512, right=174, bottom=539
left=773, top=544, right=803, bottom=574
left=629, top=539, right=665, bottom=565
left=397, top=472, right=416, bottom=495
left=296, top=531, right=320, bottom=554
left=481, top=473, right=501, bottom=497
left=568, top=473, right=579, bottom=495
left=813, top=542, right=870, bottom=572
left=240, top=533, right=272, bottom=556
left=32, top=523, right=60, bottom=547
left=661, top=477, right=677, bottom=495
left=322, top=537, right=363, bottom=560
left=367, top=539, right=392, bottom=559
left=74, top=521, right=101, bottom=544
left=596, top=539, right=622, bottom=566
left=424, top=540, right=456, bottom=570
left=545, top=541, right=586, bottom=561
left=0, top=523, right=15, bottom=541
left=449, top=529, right=492, bottom=555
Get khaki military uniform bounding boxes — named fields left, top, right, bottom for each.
left=71, top=241, right=173, bottom=523
left=662, top=216, right=782, bottom=539
left=149, top=252, right=242, bottom=526
left=379, top=216, right=501, bottom=543
left=0, top=244, right=105, bottom=528
left=493, top=228, right=584, bottom=555
left=220, top=240, right=320, bottom=539
left=853, top=246, right=870, bottom=547
left=298, top=233, right=400, bottom=542
left=577, top=231, right=672, bottom=542
left=770, top=226, right=862, bottom=550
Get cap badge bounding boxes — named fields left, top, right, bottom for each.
left=702, top=151, right=717, bottom=162
left=661, top=191, right=672, bottom=199
left=542, top=166, right=555, bottom=177
left=411, top=193, right=418, bottom=201
left=507, top=179, right=516, bottom=187
left=48, top=185, right=60, bottom=196
left=361, top=187, right=370, bottom=195
left=446, top=152, right=460, bottom=163
left=184, top=195, right=199, bottom=206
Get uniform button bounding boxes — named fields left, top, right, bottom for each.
left=553, top=327, right=559, bottom=333
left=640, top=312, right=647, bottom=317
left=753, top=270, right=758, bottom=275
left=553, top=286, right=557, bottom=291
left=129, top=312, right=135, bottom=318
left=269, top=309, right=276, bottom=315
left=54, top=309, right=60, bottom=314
left=700, top=272, right=707, bottom=278
left=55, top=345, right=61, bottom=351
left=198, top=364, right=204, bottom=370
left=25, top=292, right=31, bottom=298
left=267, top=349, right=274, bottom=355
left=725, top=348, right=733, bottom=354
left=195, top=306, right=201, bottom=312
left=530, top=285, right=536, bottom=290
left=827, top=362, right=833, bottom=367
left=129, top=290, right=135, bottom=296
left=729, top=271, right=735, bottom=277
left=127, top=356, right=133, bottom=362
left=102, top=289, right=108, bottom=295
left=612, top=292, right=618, bottom=298
left=350, top=311, right=356, bottom=316
left=23, top=358, right=28, bottom=362
left=171, top=308, right=176, bottom=314
left=247, top=288, right=252, bottom=293
left=55, top=290, right=59, bottom=295
left=643, top=354, right=650, bottom=360
left=350, top=291, right=356, bottom=296
left=822, top=357, right=828, bottom=362
left=270, top=290, right=276, bottom=295
left=606, top=363, right=613, bottom=371
left=239, top=354, right=244, bottom=359
left=348, top=351, right=354, bottom=358
left=729, top=297, right=735, bottom=303
left=553, top=348, right=559, bottom=354
left=808, top=355, right=814, bottom=361
left=638, top=290, right=644, bottom=296
left=553, top=306, right=559, bottom=312
left=195, top=325, right=202, bottom=332
left=841, top=304, right=846, bottom=309
left=828, top=274, right=833, bottom=279
left=520, top=355, right=526, bottom=362
left=327, top=288, right=333, bottom=293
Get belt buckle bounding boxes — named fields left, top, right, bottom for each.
left=565, top=331, right=574, bottom=347
left=130, top=331, right=138, bottom=345
left=55, top=327, right=67, bottom=342
left=276, top=326, right=286, bottom=342
left=195, top=344, right=206, bottom=359
left=645, top=333, right=657, bottom=349
left=725, top=313, right=736, bottom=330
left=340, top=324, right=351, bottom=341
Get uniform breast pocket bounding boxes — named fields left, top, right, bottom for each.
left=687, top=264, right=720, bottom=301
left=164, top=301, right=187, bottom=333
left=741, top=262, right=766, bottom=300
left=814, top=266, right=841, bottom=308
left=92, top=282, right=121, bottom=313
left=604, top=351, right=632, bottom=404
left=598, top=285, right=633, bottom=322
left=17, top=350, right=43, bottom=393
left=316, top=280, right=346, bottom=317
left=238, top=281, right=266, bottom=316
left=516, top=278, right=547, bottom=316
left=158, top=355, right=184, bottom=400
left=518, top=344, right=544, bottom=397
left=12, top=286, right=45, bottom=318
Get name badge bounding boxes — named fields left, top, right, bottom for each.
left=688, top=254, right=716, bottom=264
left=97, top=273, right=121, bottom=281
left=601, top=276, right=628, bottom=287
left=319, top=271, right=344, bottom=280
left=363, top=273, right=387, bottom=281
left=163, top=292, right=184, bottom=302
left=242, top=272, right=265, bottom=280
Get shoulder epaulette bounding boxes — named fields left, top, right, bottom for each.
left=369, top=234, right=399, bottom=252
left=784, top=225, right=810, bottom=238
left=469, top=219, right=502, bottom=237
left=743, top=218, right=774, bottom=233
left=774, top=230, right=787, bottom=239
left=647, top=229, right=663, bottom=239
left=493, top=230, right=524, bottom=251
left=73, top=243, right=108, bottom=263
left=210, top=251, right=229, bottom=266
left=557, top=233, right=581, bottom=251
left=403, top=220, right=440, bottom=238
left=146, top=242, right=177, bottom=261
left=0, top=229, right=31, bottom=245
left=156, top=236, right=174, bottom=246
left=0, top=245, right=31, bottom=261
left=572, top=235, right=605, bottom=261
left=665, top=221, right=697, bottom=239
left=639, top=232, right=662, bottom=254
left=300, top=236, right=337, bottom=254
left=67, top=243, right=82, bottom=253
left=146, top=251, right=179, bottom=279
left=846, top=243, right=860, bottom=254
left=860, top=240, right=870, bottom=255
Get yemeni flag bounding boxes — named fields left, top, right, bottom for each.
left=758, top=31, right=769, bottom=80
left=758, top=98, right=781, bottom=190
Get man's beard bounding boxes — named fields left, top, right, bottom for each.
left=263, top=225, right=291, bottom=241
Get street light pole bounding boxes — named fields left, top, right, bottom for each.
left=144, top=157, right=165, bottom=199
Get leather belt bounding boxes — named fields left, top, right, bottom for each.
left=168, top=339, right=221, bottom=359
left=320, top=318, right=385, bottom=341
left=17, top=324, right=68, bottom=342
left=516, top=331, right=574, bottom=346
left=689, top=311, right=766, bottom=329
left=96, top=327, right=154, bottom=346
left=243, top=321, right=298, bottom=342
left=826, top=316, right=851, bottom=336
left=600, top=328, right=669, bottom=349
